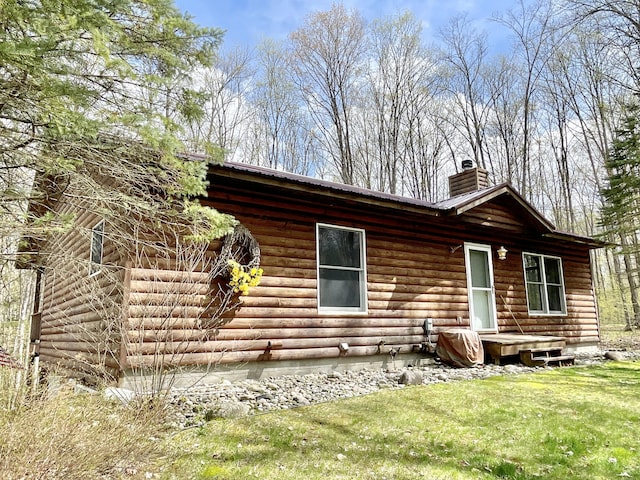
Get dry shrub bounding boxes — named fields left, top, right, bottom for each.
left=0, top=368, right=20, bottom=410
left=0, top=386, right=167, bottom=480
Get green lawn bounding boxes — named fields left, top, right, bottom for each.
left=2, top=362, right=639, bottom=479
left=162, top=362, right=640, bottom=480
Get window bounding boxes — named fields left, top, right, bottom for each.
left=523, top=253, right=566, bottom=315
left=89, top=220, right=105, bottom=276
left=317, top=224, right=367, bottom=313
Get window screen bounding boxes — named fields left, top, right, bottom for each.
left=317, top=224, right=366, bottom=312
left=90, top=220, right=105, bottom=275
left=523, top=253, right=566, bottom=314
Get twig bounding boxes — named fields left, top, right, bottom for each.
left=500, top=294, right=524, bottom=334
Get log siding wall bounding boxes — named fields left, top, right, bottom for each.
left=33, top=168, right=599, bottom=377
left=122, top=179, right=599, bottom=368
left=37, top=201, right=125, bottom=381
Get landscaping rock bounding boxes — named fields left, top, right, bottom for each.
left=605, top=351, right=625, bottom=361
left=104, top=387, right=136, bottom=405
left=165, top=351, right=611, bottom=428
left=398, top=370, right=423, bottom=385
left=216, top=402, right=251, bottom=418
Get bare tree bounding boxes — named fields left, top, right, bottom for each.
left=439, top=15, right=492, bottom=170
left=246, top=39, right=315, bottom=175
left=568, top=0, right=640, bottom=93
left=366, top=12, right=442, bottom=195
left=402, top=97, right=450, bottom=202
left=483, top=55, right=525, bottom=186
left=539, top=36, right=577, bottom=231
left=289, top=4, right=366, bottom=184
left=496, top=0, right=560, bottom=199
left=183, top=47, right=256, bottom=160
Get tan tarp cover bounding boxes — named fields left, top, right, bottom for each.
left=436, top=328, right=484, bottom=368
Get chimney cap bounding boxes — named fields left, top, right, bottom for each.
left=461, top=159, right=474, bottom=170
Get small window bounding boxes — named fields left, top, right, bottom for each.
left=317, top=224, right=367, bottom=313
left=89, top=220, right=105, bottom=276
left=523, top=253, right=566, bottom=315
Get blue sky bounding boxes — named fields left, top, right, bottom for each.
left=174, top=0, right=521, bottom=51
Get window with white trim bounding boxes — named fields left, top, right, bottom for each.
left=317, top=224, right=367, bottom=313
left=523, top=253, right=566, bottom=314
left=89, top=220, right=105, bottom=276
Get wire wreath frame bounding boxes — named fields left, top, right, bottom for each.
left=203, top=224, right=261, bottom=331
left=213, top=224, right=261, bottom=277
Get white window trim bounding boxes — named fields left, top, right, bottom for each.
left=89, top=219, right=105, bottom=277
left=522, top=252, right=567, bottom=316
left=316, top=223, right=368, bottom=315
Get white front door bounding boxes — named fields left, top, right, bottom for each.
left=464, top=243, right=497, bottom=332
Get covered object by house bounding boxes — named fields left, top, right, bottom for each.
left=23, top=160, right=603, bottom=386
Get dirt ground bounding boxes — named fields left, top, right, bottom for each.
left=599, top=324, right=640, bottom=351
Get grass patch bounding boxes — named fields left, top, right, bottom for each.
left=2, top=362, right=638, bottom=479
left=0, top=386, right=168, bottom=480
left=163, top=362, right=640, bottom=480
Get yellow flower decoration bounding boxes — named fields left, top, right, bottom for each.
left=228, top=260, right=263, bottom=295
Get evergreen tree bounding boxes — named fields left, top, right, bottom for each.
left=600, top=103, right=640, bottom=328
left=601, top=105, right=640, bottom=236
left=0, top=0, right=232, bottom=242
left=0, top=0, right=237, bottom=371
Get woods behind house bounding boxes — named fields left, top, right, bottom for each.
left=2, top=0, right=640, bottom=391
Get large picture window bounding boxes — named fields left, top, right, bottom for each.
left=523, top=253, right=566, bottom=315
left=317, top=224, right=367, bottom=313
left=89, top=220, right=105, bottom=276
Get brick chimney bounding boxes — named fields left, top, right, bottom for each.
left=448, top=160, right=489, bottom=197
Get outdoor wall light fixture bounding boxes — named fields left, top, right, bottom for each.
left=497, top=245, right=508, bottom=260
left=450, top=244, right=463, bottom=254
left=338, top=342, right=349, bottom=353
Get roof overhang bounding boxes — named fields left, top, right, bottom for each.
left=207, top=160, right=442, bottom=217
left=542, top=232, right=609, bottom=249
left=435, top=183, right=556, bottom=232
left=20, top=155, right=604, bottom=262
left=207, top=162, right=604, bottom=249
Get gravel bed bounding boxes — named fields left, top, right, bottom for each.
left=166, top=349, right=635, bottom=428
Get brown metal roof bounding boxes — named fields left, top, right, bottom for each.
left=209, top=160, right=444, bottom=213
left=207, top=161, right=605, bottom=248
left=434, top=183, right=557, bottom=231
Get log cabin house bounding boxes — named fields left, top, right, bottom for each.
left=23, top=158, right=603, bottom=388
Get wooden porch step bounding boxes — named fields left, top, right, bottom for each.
left=526, top=347, right=563, bottom=354
left=480, top=334, right=567, bottom=365
left=535, top=355, right=575, bottom=366
left=520, top=349, right=575, bottom=367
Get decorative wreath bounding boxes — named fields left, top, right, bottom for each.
left=211, top=224, right=261, bottom=279
left=202, top=224, right=262, bottom=329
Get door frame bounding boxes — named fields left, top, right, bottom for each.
left=464, top=242, right=498, bottom=332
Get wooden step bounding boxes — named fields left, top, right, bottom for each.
left=526, top=347, right=563, bottom=354
left=480, top=334, right=566, bottom=364
left=533, top=354, right=574, bottom=366
left=520, top=349, right=575, bottom=367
